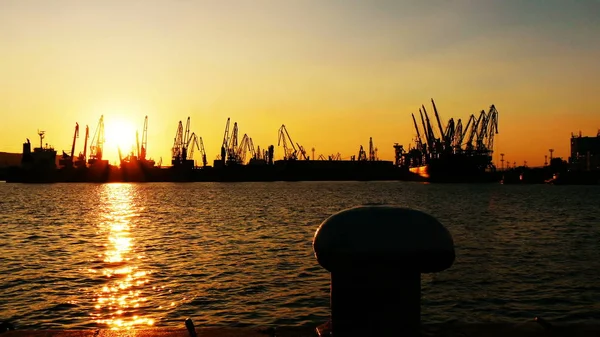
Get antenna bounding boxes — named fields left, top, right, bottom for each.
left=37, top=130, right=46, bottom=148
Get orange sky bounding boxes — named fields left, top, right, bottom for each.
left=1, top=1, right=599, bottom=167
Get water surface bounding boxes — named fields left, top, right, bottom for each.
left=0, top=182, right=599, bottom=329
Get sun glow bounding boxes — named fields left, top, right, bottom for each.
left=103, top=117, right=137, bottom=161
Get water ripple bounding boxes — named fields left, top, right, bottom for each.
left=0, top=182, right=599, bottom=329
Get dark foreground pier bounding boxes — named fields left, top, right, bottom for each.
left=4, top=323, right=600, bottom=337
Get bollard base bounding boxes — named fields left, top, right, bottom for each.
left=316, top=319, right=332, bottom=336
left=330, top=269, right=421, bottom=337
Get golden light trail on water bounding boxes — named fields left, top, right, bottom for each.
left=91, top=184, right=154, bottom=330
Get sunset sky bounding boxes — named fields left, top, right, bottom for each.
left=1, top=0, right=599, bottom=167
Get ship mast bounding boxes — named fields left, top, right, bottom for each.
left=38, top=130, right=45, bottom=149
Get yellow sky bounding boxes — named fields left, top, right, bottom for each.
left=1, top=1, right=599, bottom=167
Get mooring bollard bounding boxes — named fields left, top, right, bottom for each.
left=185, top=318, right=197, bottom=337
left=313, top=206, right=455, bottom=337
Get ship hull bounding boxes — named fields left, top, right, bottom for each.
left=5, top=160, right=413, bottom=183
left=408, top=154, right=500, bottom=183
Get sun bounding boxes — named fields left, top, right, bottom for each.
left=103, top=117, right=137, bottom=161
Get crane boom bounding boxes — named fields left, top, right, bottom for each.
left=88, top=115, right=105, bottom=164
left=70, top=123, right=79, bottom=158
left=82, top=125, right=89, bottom=160
left=431, top=99, right=447, bottom=146
left=171, top=120, right=184, bottom=164
left=278, top=125, right=298, bottom=160
left=141, top=116, right=148, bottom=160
left=411, top=113, right=422, bottom=148
left=198, top=136, right=207, bottom=167
left=220, top=118, right=230, bottom=161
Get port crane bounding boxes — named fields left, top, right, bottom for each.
left=186, top=132, right=201, bottom=167
left=278, top=124, right=307, bottom=160
left=245, top=137, right=268, bottom=165
left=226, top=122, right=240, bottom=165
left=59, top=123, right=79, bottom=168
left=75, top=125, right=89, bottom=168
left=357, top=145, right=367, bottom=161
left=171, top=120, right=184, bottom=165
left=130, top=116, right=155, bottom=167
left=235, top=134, right=251, bottom=164
left=431, top=99, right=452, bottom=152
left=171, top=117, right=195, bottom=168
left=218, top=118, right=231, bottom=164
left=369, top=137, right=377, bottom=161
left=139, top=116, right=149, bottom=161
left=406, top=99, right=500, bottom=169
left=198, top=136, right=208, bottom=167
left=249, top=138, right=258, bottom=160
left=88, top=115, right=105, bottom=165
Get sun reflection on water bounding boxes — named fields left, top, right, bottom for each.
left=91, top=184, right=154, bottom=330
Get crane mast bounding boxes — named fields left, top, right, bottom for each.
left=220, top=118, right=231, bottom=163
left=59, top=123, right=79, bottom=168
left=140, top=116, right=148, bottom=161
left=358, top=145, right=367, bottom=161
left=198, top=136, right=207, bottom=167
left=136, top=130, right=140, bottom=159
left=226, top=122, right=239, bottom=164
left=431, top=99, right=449, bottom=149
left=74, top=125, right=89, bottom=168
left=186, top=132, right=200, bottom=164
left=369, top=137, right=375, bottom=161
left=411, top=113, right=423, bottom=150
left=71, top=123, right=79, bottom=158
left=171, top=120, right=184, bottom=165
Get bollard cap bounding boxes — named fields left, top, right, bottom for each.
left=313, top=206, right=454, bottom=273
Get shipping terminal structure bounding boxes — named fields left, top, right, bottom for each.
left=17, top=99, right=584, bottom=184
left=5, top=113, right=405, bottom=183
left=394, top=99, right=500, bottom=183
